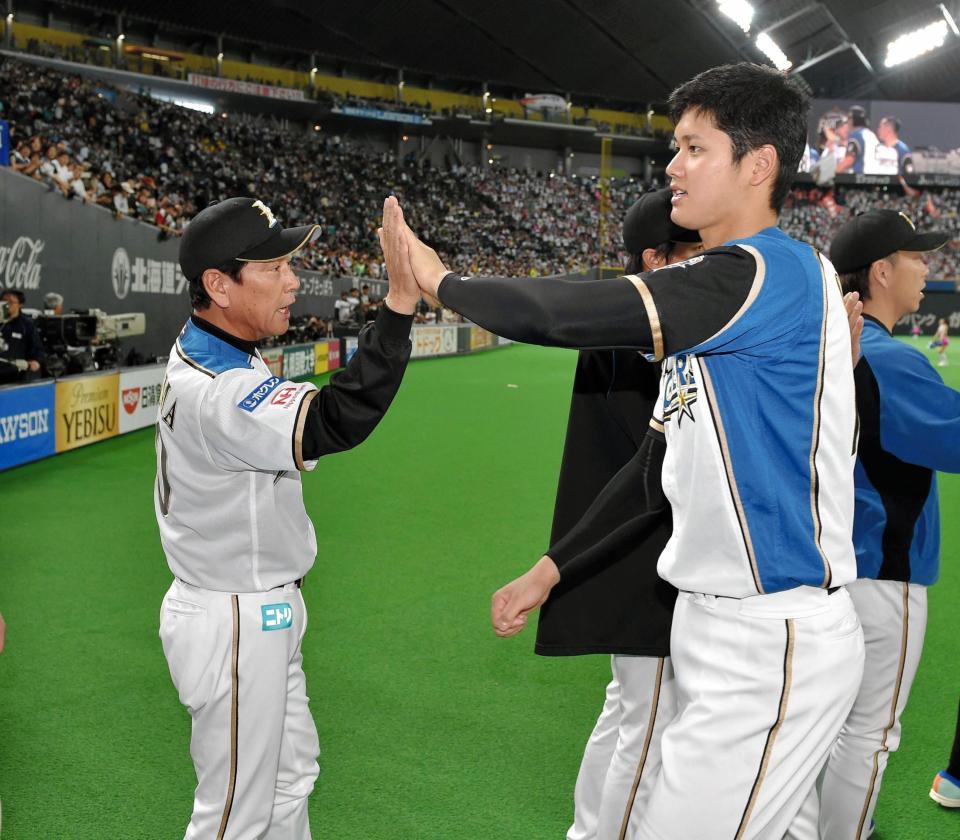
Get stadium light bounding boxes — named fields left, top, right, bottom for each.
left=884, top=19, right=949, bottom=67
left=717, top=0, right=754, bottom=34
left=756, top=32, right=792, bottom=70
left=941, top=4, right=960, bottom=37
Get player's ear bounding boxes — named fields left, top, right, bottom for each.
left=202, top=268, right=231, bottom=309
left=869, top=259, right=891, bottom=292
left=642, top=247, right=664, bottom=270
left=748, top=145, right=778, bottom=189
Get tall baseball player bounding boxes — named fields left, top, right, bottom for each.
left=388, top=62, right=865, bottom=839
left=494, top=189, right=700, bottom=840
left=155, top=197, right=418, bottom=838
left=807, top=210, right=960, bottom=839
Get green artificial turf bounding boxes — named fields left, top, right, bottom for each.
left=0, top=341, right=957, bottom=839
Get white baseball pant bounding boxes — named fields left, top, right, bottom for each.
left=160, top=578, right=320, bottom=840
left=567, top=655, right=677, bottom=840
left=816, top=578, right=927, bottom=839
left=634, top=586, right=865, bottom=840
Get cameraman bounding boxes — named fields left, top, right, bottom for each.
left=1, top=289, right=44, bottom=380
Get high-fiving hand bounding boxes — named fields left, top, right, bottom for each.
left=380, top=196, right=452, bottom=306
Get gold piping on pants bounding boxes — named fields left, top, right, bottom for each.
left=618, top=657, right=666, bottom=840
left=216, top=595, right=240, bottom=840
left=735, top=619, right=795, bottom=839
left=856, top=583, right=910, bottom=839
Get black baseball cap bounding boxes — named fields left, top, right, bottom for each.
left=622, top=188, right=699, bottom=254
left=179, top=197, right=318, bottom=280
left=829, top=210, right=948, bottom=274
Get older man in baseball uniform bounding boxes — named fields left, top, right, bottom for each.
left=155, top=197, right=419, bottom=839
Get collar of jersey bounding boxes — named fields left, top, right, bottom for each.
left=178, top=317, right=255, bottom=375
left=862, top=314, right=892, bottom=335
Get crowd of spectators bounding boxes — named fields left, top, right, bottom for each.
left=2, top=54, right=959, bottom=282
left=781, top=185, right=960, bottom=280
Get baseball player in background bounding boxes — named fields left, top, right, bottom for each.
left=800, top=210, right=960, bottom=839
left=493, top=189, right=700, bottom=840
left=155, top=197, right=418, bottom=838
left=389, top=62, right=865, bottom=839
left=931, top=698, right=960, bottom=808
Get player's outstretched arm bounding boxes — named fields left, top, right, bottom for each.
left=384, top=196, right=762, bottom=356
left=491, top=434, right=670, bottom=638
left=491, top=556, right=561, bottom=637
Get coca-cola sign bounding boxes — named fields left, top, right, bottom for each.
left=0, top=236, right=43, bottom=290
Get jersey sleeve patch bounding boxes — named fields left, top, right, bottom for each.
left=237, top=376, right=284, bottom=412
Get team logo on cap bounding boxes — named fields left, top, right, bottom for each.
left=252, top=199, right=277, bottom=228
left=898, top=212, right=915, bottom=230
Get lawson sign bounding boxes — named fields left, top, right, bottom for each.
left=0, top=381, right=56, bottom=470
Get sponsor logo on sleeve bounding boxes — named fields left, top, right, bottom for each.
left=261, top=603, right=293, bottom=631
left=268, top=384, right=308, bottom=409
left=238, top=376, right=284, bottom=412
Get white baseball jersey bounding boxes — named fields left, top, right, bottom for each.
left=647, top=232, right=858, bottom=598
left=155, top=318, right=320, bottom=592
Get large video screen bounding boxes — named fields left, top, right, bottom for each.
left=801, top=98, right=960, bottom=183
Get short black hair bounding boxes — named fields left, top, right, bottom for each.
left=668, top=63, right=809, bottom=212
left=839, top=252, right=898, bottom=301
left=188, top=260, right=243, bottom=310
left=839, top=267, right=871, bottom=301
left=880, top=115, right=901, bottom=134
left=849, top=106, right=868, bottom=127
left=625, top=241, right=676, bottom=274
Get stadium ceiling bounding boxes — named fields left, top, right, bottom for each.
left=47, top=0, right=960, bottom=103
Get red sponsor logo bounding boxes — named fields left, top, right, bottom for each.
left=122, top=387, right=141, bottom=415
left=270, top=385, right=300, bottom=408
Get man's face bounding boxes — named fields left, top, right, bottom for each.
left=884, top=251, right=928, bottom=316
left=227, top=259, right=300, bottom=339
left=666, top=109, right=749, bottom=235
left=2, top=294, right=21, bottom=318
left=877, top=120, right=896, bottom=144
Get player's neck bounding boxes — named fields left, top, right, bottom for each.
left=861, top=299, right=898, bottom=334
left=699, top=207, right=779, bottom=250
left=195, top=306, right=259, bottom=343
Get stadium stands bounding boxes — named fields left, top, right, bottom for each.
left=2, top=54, right=958, bottom=281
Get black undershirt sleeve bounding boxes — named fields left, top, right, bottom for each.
left=547, top=433, right=668, bottom=580
left=300, top=304, right=413, bottom=459
left=436, top=246, right=757, bottom=357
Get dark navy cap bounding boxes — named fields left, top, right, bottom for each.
left=622, top=188, right=699, bottom=255
left=179, top=197, right=318, bottom=280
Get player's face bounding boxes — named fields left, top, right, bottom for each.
left=666, top=110, right=748, bottom=238
left=232, top=258, right=300, bottom=339
left=889, top=251, right=928, bottom=315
